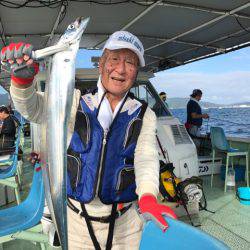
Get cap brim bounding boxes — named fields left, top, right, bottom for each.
left=104, top=42, right=145, bottom=67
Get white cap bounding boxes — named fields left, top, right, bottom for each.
left=103, top=31, right=145, bottom=67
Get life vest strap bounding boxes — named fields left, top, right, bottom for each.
left=67, top=199, right=132, bottom=249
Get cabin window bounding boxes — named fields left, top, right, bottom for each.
left=131, top=84, right=171, bottom=117
left=74, top=78, right=172, bottom=117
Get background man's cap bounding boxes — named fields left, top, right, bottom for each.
left=0, top=106, right=9, bottom=114
left=103, top=31, right=145, bottom=67
left=191, top=89, right=202, bottom=97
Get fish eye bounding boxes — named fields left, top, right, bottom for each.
left=68, top=24, right=75, bottom=30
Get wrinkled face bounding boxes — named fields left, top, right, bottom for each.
left=99, top=49, right=139, bottom=99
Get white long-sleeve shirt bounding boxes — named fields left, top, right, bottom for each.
left=96, top=77, right=127, bottom=130
left=10, top=80, right=159, bottom=216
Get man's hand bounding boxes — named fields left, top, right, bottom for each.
left=28, top=152, right=40, bottom=165
left=202, top=113, right=209, bottom=119
left=1, top=42, right=39, bottom=85
left=138, top=194, right=177, bottom=232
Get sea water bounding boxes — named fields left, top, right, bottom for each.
left=171, top=107, right=250, bottom=138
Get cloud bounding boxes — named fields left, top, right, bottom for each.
left=150, top=70, right=250, bottom=104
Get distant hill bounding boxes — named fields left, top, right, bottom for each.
left=0, top=93, right=10, bottom=106
left=167, top=98, right=250, bottom=109
left=228, top=102, right=250, bottom=107
left=167, top=97, right=222, bottom=109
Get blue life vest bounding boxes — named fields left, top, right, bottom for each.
left=67, top=91, right=147, bottom=204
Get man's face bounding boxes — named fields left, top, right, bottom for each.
left=161, top=95, right=166, bottom=102
left=99, top=49, right=139, bottom=99
left=196, top=95, right=202, bottom=101
left=0, top=112, right=4, bottom=121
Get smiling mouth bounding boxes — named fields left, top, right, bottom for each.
left=111, top=77, right=125, bottom=82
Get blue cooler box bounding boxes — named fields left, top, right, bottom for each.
left=220, top=165, right=246, bottom=182
left=237, top=187, right=250, bottom=205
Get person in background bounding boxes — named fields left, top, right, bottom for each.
left=153, top=91, right=169, bottom=116
left=0, top=105, right=16, bottom=153
left=1, top=31, right=176, bottom=250
left=159, top=91, right=169, bottom=108
left=7, top=105, right=22, bottom=128
left=186, top=89, right=209, bottom=137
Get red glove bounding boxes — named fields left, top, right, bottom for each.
left=138, top=194, right=177, bottom=232
left=1, top=42, right=39, bottom=85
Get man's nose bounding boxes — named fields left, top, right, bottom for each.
left=115, top=60, right=126, bottom=74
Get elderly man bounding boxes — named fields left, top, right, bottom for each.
left=1, top=31, right=176, bottom=249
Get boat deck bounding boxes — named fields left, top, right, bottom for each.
left=0, top=138, right=249, bottom=250
left=192, top=177, right=249, bottom=250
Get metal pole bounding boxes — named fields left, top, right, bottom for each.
left=93, top=0, right=162, bottom=48
left=145, top=2, right=250, bottom=51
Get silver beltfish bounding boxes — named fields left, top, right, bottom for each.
left=37, top=17, right=89, bottom=250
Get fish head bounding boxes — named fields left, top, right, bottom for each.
left=59, top=17, right=90, bottom=44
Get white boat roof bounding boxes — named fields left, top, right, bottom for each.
left=1, top=1, right=250, bottom=90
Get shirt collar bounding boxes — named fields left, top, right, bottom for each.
left=190, top=97, right=200, bottom=104
left=97, top=76, right=106, bottom=103
left=97, top=75, right=129, bottom=107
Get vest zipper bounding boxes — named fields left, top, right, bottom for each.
left=95, top=129, right=108, bottom=196
left=94, top=92, right=129, bottom=201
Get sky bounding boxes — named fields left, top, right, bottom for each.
left=1, top=47, right=250, bottom=105
left=150, top=47, right=250, bottom=105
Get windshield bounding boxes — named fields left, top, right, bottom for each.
left=131, top=82, right=172, bottom=117
left=62, top=78, right=172, bottom=117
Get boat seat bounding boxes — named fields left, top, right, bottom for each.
left=210, top=126, right=249, bottom=192
left=0, top=162, right=44, bottom=236
left=0, top=154, right=12, bottom=162
left=0, top=153, right=21, bottom=204
left=140, top=216, right=229, bottom=249
left=0, top=125, right=24, bottom=197
left=0, top=154, right=18, bottom=179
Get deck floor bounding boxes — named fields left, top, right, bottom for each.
left=192, top=177, right=249, bottom=250
left=0, top=138, right=249, bottom=250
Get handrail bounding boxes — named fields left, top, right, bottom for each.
left=227, top=136, right=250, bottom=144
left=199, top=133, right=250, bottom=144
left=210, top=117, right=250, bottom=127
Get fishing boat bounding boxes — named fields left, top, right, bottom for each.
left=0, top=1, right=250, bottom=249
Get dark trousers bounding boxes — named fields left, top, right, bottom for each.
left=0, top=136, right=15, bottom=155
